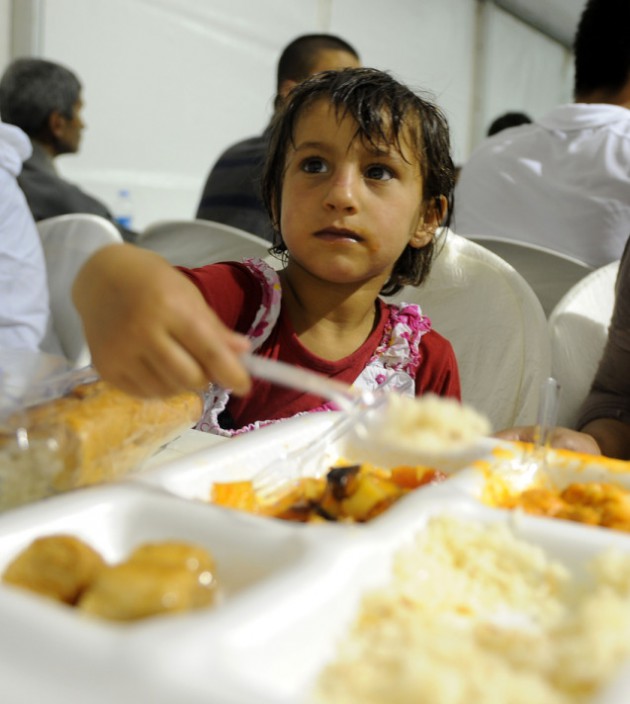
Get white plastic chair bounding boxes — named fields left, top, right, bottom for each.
left=137, top=219, right=270, bottom=267
left=388, top=230, right=551, bottom=431
left=467, top=235, right=594, bottom=317
left=548, top=260, right=619, bottom=428
left=37, top=214, right=123, bottom=368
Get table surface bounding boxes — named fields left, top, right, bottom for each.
left=144, top=428, right=228, bottom=470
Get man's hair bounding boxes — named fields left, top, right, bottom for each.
left=487, top=111, right=532, bottom=137
left=0, top=58, right=81, bottom=137
left=276, top=34, right=360, bottom=91
left=261, top=67, right=455, bottom=296
left=573, top=0, right=630, bottom=99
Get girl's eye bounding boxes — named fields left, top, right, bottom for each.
left=301, top=157, right=327, bottom=174
left=365, top=164, right=394, bottom=181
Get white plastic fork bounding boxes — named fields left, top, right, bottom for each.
left=504, top=376, right=561, bottom=488
left=527, top=376, right=561, bottom=476
left=240, top=352, right=377, bottom=414
left=241, top=353, right=392, bottom=503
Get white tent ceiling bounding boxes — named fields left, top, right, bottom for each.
left=495, top=0, right=585, bottom=47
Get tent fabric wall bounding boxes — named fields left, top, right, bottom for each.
left=1, top=0, right=575, bottom=229
left=0, top=0, right=10, bottom=68
left=474, top=2, right=573, bottom=146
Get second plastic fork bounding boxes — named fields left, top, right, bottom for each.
left=252, top=411, right=365, bottom=503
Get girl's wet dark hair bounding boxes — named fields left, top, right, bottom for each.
left=261, top=67, right=455, bottom=295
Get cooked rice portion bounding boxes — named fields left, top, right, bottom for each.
left=314, top=517, right=630, bottom=704
left=378, top=393, right=491, bottom=453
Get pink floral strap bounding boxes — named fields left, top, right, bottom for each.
left=310, top=301, right=432, bottom=412
left=372, top=301, right=432, bottom=372
left=242, top=258, right=282, bottom=350
left=196, top=259, right=281, bottom=435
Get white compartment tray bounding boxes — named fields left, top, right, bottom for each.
left=1, top=413, right=630, bottom=703
left=0, top=482, right=343, bottom=703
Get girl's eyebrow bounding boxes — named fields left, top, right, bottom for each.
left=293, top=139, right=402, bottom=161
left=293, top=140, right=330, bottom=152
left=369, top=146, right=400, bottom=159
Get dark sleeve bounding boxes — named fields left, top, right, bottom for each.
left=194, top=135, right=275, bottom=242
left=18, top=167, right=137, bottom=242
left=577, top=238, right=630, bottom=428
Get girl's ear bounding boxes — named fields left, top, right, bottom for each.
left=410, top=195, right=448, bottom=248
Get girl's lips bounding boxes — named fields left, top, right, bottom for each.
left=314, top=227, right=363, bottom=242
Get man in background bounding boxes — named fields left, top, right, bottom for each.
left=454, top=0, right=630, bottom=269
left=195, top=34, right=361, bottom=242
left=486, top=111, right=532, bottom=137
left=0, top=58, right=136, bottom=242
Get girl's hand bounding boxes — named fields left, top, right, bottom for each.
left=72, top=244, right=252, bottom=397
left=493, top=426, right=601, bottom=455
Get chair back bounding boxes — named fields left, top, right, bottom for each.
left=138, top=219, right=270, bottom=267
left=37, top=214, right=123, bottom=367
left=468, top=235, right=594, bottom=317
left=548, top=260, right=619, bottom=427
left=388, top=230, right=551, bottom=431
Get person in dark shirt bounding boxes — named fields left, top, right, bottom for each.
left=0, top=58, right=136, bottom=242
left=195, top=34, right=360, bottom=242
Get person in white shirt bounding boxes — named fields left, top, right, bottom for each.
left=0, top=121, right=52, bottom=351
left=454, top=0, right=630, bottom=269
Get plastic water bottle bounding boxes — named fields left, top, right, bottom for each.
left=114, top=188, right=133, bottom=229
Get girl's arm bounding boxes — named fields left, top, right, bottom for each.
left=72, top=244, right=251, bottom=397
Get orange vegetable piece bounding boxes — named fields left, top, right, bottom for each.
left=390, top=466, right=445, bottom=489
left=211, top=481, right=259, bottom=513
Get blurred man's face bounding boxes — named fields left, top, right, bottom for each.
left=277, top=50, right=361, bottom=105
left=56, top=97, right=85, bottom=154
left=309, top=49, right=360, bottom=75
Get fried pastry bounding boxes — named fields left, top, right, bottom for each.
left=4, top=534, right=219, bottom=621
left=78, top=560, right=215, bottom=621
left=2, top=534, right=105, bottom=604
left=127, top=540, right=218, bottom=604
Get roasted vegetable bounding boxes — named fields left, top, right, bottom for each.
left=211, top=462, right=447, bottom=523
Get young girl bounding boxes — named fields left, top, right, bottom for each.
left=74, top=67, right=460, bottom=434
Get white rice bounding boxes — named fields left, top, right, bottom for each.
left=314, top=517, right=630, bottom=704
left=377, top=394, right=491, bottom=453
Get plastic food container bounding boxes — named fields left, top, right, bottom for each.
left=458, top=441, right=630, bottom=533
left=0, top=352, right=202, bottom=511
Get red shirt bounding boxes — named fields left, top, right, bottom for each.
left=181, top=262, right=460, bottom=428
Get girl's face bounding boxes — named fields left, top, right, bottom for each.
left=279, top=99, right=437, bottom=288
